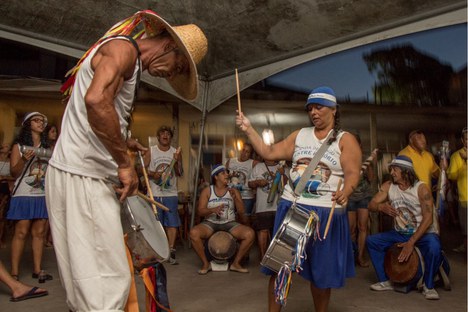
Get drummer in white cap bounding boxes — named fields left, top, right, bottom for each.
left=45, top=10, right=207, bottom=312
left=367, top=155, right=443, bottom=300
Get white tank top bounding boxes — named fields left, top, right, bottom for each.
left=250, top=162, right=281, bottom=213
left=227, top=158, right=254, bottom=199
left=205, top=185, right=236, bottom=224
left=49, top=37, right=140, bottom=180
left=148, top=145, right=178, bottom=197
left=282, top=127, right=345, bottom=208
left=389, top=181, right=437, bottom=235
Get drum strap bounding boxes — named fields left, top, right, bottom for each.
left=293, top=130, right=334, bottom=197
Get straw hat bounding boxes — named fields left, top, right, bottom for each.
left=141, top=11, right=208, bottom=101
left=61, top=10, right=208, bottom=101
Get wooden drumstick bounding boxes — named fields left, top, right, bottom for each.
left=323, top=178, right=343, bottom=239
left=138, top=151, right=158, bottom=215
left=235, top=68, right=242, bottom=114
left=137, top=192, right=170, bottom=212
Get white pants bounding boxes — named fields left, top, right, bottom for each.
left=45, top=167, right=131, bottom=312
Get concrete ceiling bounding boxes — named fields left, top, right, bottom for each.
left=0, top=0, right=466, bottom=111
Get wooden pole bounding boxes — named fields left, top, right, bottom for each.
left=235, top=68, right=242, bottom=114
left=138, top=151, right=158, bottom=215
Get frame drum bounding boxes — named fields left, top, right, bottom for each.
left=121, top=195, right=170, bottom=270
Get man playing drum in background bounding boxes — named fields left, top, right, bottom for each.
left=367, top=155, right=442, bottom=300
left=45, top=10, right=207, bottom=312
left=189, top=164, right=254, bottom=275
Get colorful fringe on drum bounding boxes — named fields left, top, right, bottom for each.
left=274, top=211, right=320, bottom=306
left=140, top=263, right=172, bottom=312
left=60, top=9, right=162, bottom=97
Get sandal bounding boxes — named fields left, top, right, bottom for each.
left=32, top=270, right=53, bottom=283
left=10, top=286, right=48, bottom=302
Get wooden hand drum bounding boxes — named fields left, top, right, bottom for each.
left=384, top=244, right=419, bottom=284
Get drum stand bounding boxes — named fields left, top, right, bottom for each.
left=210, top=260, right=229, bottom=272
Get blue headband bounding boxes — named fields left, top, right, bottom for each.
left=305, top=86, right=337, bottom=108
left=211, top=164, right=226, bottom=178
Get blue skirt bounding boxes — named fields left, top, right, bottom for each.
left=261, top=199, right=355, bottom=288
left=7, top=196, right=48, bottom=220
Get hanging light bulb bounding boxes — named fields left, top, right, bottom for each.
left=236, top=139, right=244, bottom=151
left=262, top=129, right=275, bottom=146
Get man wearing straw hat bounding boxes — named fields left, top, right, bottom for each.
left=45, top=10, right=207, bottom=312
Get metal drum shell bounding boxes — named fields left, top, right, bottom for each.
left=121, top=195, right=170, bottom=271
left=261, top=205, right=318, bottom=272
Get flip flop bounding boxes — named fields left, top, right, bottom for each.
left=10, top=287, right=48, bottom=302
left=197, top=265, right=212, bottom=275
left=229, top=266, right=249, bottom=273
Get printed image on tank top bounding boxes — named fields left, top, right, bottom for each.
left=25, top=160, right=48, bottom=192
left=395, top=207, right=417, bottom=234
left=229, top=171, right=246, bottom=191
left=155, top=163, right=174, bottom=188
left=261, top=171, right=274, bottom=192
left=291, top=159, right=331, bottom=198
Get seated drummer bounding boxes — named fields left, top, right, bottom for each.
left=367, top=156, right=442, bottom=300
left=189, top=164, right=254, bottom=275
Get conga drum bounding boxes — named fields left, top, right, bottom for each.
left=207, top=231, right=237, bottom=264
left=384, top=244, right=423, bottom=292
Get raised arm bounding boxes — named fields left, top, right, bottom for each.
left=236, top=111, right=297, bottom=161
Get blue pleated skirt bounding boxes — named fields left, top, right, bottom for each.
left=261, top=198, right=355, bottom=288
left=6, top=196, right=48, bottom=220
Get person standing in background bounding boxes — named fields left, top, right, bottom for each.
left=0, top=142, right=14, bottom=248
left=225, top=143, right=258, bottom=224
left=447, top=128, right=467, bottom=253
left=347, top=134, right=375, bottom=267
left=398, top=130, right=442, bottom=191
left=145, top=125, right=183, bottom=265
left=7, top=112, right=52, bottom=283
left=248, top=159, right=285, bottom=260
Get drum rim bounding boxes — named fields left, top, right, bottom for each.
left=122, top=196, right=170, bottom=261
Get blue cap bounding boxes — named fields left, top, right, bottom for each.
left=305, top=86, right=337, bottom=108
left=211, top=164, right=226, bottom=178
left=389, top=155, right=414, bottom=170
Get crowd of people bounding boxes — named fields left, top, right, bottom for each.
left=0, top=9, right=465, bottom=312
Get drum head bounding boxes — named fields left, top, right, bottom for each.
left=384, top=244, right=419, bottom=283
left=123, top=196, right=170, bottom=261
left=208, top=231, right=237, bottom=262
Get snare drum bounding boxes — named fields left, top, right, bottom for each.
left=261, top=205, right=319, bottom=272
left=121, top=195, right=170, bottom=270
left=207, top=231, right=237, bottom=263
